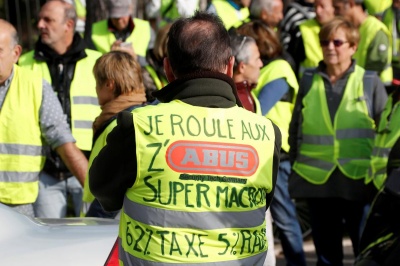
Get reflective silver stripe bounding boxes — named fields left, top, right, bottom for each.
left=118, top=237, right=267, bottom=266
left=296, top=155, right=335, bottom=171
left=72, top=96, right=99, bottom=105
left=124, top=200, right=266, bottom=230
left=0, top=171, right=39, bottom=182
left=0, top=143, right=43, bottom=156
left=372, top=147, right=391, bottom=157
left=302, top=135, right=333, bottom=145
left=374, top=168, right=387, bottom=176
left=336, top=128, right=375, bottom=140
left=337, top=158, right=362, bottom=165
left=73, top=120, right=93, bottom=129
left=368, top=167, right=387, bottom=178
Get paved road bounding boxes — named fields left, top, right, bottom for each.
left=275, top=236, right=355, bottom=266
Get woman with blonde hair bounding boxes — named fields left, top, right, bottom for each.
left=82, top=51, right=147, bottom=217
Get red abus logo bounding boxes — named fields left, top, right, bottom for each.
left=166, top=141, right=259, bottom=176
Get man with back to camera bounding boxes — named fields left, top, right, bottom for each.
left=0, top=19, right=87, bottom=217
left=90, top=11, right=282, bottom=265
left=18, top=0, right=101, bottom=218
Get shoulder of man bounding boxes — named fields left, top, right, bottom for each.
left=18, top=50, right=35, bottom=65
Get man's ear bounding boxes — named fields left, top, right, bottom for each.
left=65, top=18, right=75, bottom=32
left=13, top=45, right=22, bottom=63
left=260, top=9, right=268, bottom=22
left=226, top=56, right=235, bottom=78
left=237, top=61, right=246, bottom=75
left=164, top=57, right=176, bottom=82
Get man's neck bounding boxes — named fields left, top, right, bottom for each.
left=51, top=35, right=74, bottom=55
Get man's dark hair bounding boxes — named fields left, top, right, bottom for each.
left=167, top=11, right=232, bottom=77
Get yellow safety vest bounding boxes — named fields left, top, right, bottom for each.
left=212, top=0, right=250, bottom=29
left=366, top=95, right=400, bottom=189
left=74, top=0, right=86, bottom=19
left=364, top=0, right=392, bottom=16
left=82, top=120, right=117, bottom=205
left=382, top=7, right=400, bottom=69
left=91, top=18, right=151, bottom=65
left=158, top=0, right=200, bottom=28
left=18, top=49, right=101, bottom=151
left=145, top=65, right=168, bottom=90
left=0, top=65, right=45, bottom=204
left=299, top=19, right=322, bottom=77
left=293, top=66, right=376, bottom=184
left=354, top=16, right=393, bottom=85
left=253, top=59, right=299, bottom=153
left=119, top=100, right=275, bottom=265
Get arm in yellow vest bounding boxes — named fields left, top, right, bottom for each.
left=56, top=142, right=88, bottom=187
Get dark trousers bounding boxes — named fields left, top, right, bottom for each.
left=307, top=198, right=367, bottom=266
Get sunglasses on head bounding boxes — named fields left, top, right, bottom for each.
left=320, top=39, right=349, bottom=47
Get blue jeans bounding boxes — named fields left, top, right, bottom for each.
left=33, top=171, right=83, bottom=218
left=270, top=160, right=306, bottom=266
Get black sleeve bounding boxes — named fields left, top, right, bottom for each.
left=286, top=26, right=306, bottom=77
left=372, top=75, right=388, bottom=124
left=288, top=76, right=307, bottom=165
left=89, top=111, right=137, bottom=212
left=387, top=136, right=400, bottom=177
left=266, top=122, right=282, bottom=206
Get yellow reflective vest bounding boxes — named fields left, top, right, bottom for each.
left=382, top=7, right=400, bottom=69
left=212, top=0, right=250, bottom=29
left=18, top=49, right=101, bottom=151
left=145, top=65, right=168, bottom=90
left=74, top=0, right=86, bottom=19
left=366, top=95, right=400, bottom=189
left=0, top=65, right=45, bottom=204
left=159, top=0, right=199, bottom=27
left=253, top=59, right=299, bottom=153
left=364, top=0, right=392, bottom=16
left=293, top=66, right=376, bottom=184
left=91, top=18, right=151, bottom=65
left=354, top=16, right=393, bottom=85
left=299, top=18, right=322, bottom=77
left=82, top=120, right=117, bottom=206
left=119, top=100, right=275, bottom=265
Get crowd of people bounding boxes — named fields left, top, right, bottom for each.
left=0, top=0, right=399, bottom=265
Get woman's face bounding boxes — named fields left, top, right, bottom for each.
left=321, top=27, right=356, bottom=68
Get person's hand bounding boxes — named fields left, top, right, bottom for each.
left=110, top=40, right=137, bottom=60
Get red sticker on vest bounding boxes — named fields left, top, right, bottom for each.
left=166, top=141, right=259, bottom=176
